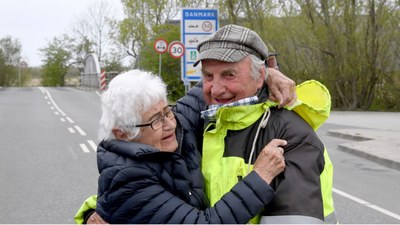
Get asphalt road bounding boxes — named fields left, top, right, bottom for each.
left=1, top=87, right=399, bottom=224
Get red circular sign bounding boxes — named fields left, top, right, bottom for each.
left=202, top=21, right=213, bottom=32
left=168, top=41, right=185, bottom=58
left=154, top=39, right=168, bottom=54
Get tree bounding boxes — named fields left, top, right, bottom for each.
left=118, top=0, right=182, bottom=67
left=39, top=35, right=74, bottom=86
left=0, top=36, right=21, bottom=86
left=108, top=0, right=399, bottom=110
left=71, top=0, right=120, bottom=67
left=137, top=24, right=185, bottom=101
left=264, top=0, right=399, bottom=110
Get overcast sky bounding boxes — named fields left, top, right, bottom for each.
left=0, top=0, right=123, bottom=67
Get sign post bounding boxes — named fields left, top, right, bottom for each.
left=154, top=38, right=168, bottom=76
left=181, top=9, right=219, bottom=88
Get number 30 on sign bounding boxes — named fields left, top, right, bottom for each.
left=168, top=41, right=185, bottom=58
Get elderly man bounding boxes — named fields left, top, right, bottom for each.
left=178, top=24, right=336, bottom=224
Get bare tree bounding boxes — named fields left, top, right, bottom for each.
left=71, top=0, right=118, bottom=67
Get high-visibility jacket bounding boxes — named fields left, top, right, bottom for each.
left=202, top=80, right=337, bottom=224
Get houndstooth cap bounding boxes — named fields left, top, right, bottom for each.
left=193, top=24, right=269, bottom=67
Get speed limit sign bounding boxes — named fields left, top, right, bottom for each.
left=168, top=41, right=185, bottom=58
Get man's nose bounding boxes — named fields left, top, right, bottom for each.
left=211, top=77, right=226, bottom=96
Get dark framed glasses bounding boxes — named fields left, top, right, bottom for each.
left=132, top=107, right=175, bottom=131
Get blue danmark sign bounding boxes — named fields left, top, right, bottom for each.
left=181, top=8, right=218, bottom=83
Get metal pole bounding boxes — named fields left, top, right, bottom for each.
left=18, top=63, right=21, bottom=87
left=158, top=54, right=162, bottom=76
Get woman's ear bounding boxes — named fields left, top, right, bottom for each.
left=112, top=128, right=128, bottom=140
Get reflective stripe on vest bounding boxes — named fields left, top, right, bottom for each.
left=260, top=215, right=324, bottom=224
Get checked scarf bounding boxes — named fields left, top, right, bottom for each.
left=200, top=96, right=259, bottom=121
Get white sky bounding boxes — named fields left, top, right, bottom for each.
left=0, top=0, right=123, bottom=67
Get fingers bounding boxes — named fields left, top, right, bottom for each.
left=265, top=68, right=296, bottom=108
left=88, top=212, right=108, bottom=224
left=263, top=139, right=286, bottom=168
left=266, top=55, right=279, bottom=70
left=268, top=138, right=288, bottom=148
left=286, top=92, right=298, bottom=107
left=253, top=142, right=286, bottom=184
left=276, top=146, right=284, bottom=155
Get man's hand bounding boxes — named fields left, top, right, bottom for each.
left=265, top=67, right=297, bottom=108
left=87, top=212, right=108, bottom=224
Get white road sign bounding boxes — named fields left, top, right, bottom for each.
left=154, top=39, right=168, bottom=54
left=181, top=8, right=219, bottom=82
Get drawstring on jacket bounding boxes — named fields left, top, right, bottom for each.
left=247, top=107, right=271, bottom=174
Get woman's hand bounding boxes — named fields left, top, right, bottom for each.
left=87, top=212, right=108, bottom=224
left=266, top=67, right=297, bottom=108
left=253, top=139, right=286, bottom=184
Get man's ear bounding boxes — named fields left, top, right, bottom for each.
left=112, top=128, right=128, bottom=140
left=257, top=67, right=266, bottom=89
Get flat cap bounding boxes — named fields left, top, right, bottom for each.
left=193, top=24, right=269, bottom=67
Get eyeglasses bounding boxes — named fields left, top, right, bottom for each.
left=132, top=107, right=175, bottom=131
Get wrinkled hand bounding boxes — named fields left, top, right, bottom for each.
left=253, top=139, right=287, bottom=184
left=265, top=68, right=297, bottom=108
left=87, top=212, right=108, bottom=224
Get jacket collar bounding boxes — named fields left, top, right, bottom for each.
left=100, top=139, right=160, bottom=159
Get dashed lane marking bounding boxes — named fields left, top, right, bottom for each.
left=74, top=125, right=87, bottom=136
left=87, top=140, right=97, bottom=152
left=79, top=144, right=90, bottom=153
left=66, top=117, right=74, bottom=124
left=68, top=127, right=75, bottom=133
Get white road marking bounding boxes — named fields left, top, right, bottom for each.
left=74, top=125, right=87, bottom=136
left=87, top=140, right=97, bottom=152
left=38, top=87, right=45, bottom=93
left=40, top=87, right=66, bottom=116
left=333, top=188, right=400, bottom=221
left=79, top=144, right=90, bottom=153
left=38, top=87, right=98, bottom=155
left=66, top=117, right=74, bottom=124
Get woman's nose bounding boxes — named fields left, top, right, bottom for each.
left=162, top=115, right=176, bottom=130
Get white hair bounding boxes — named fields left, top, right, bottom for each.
left=98, top=69, right=167, bottom=141
left=249, top=54, right=267, bottom=81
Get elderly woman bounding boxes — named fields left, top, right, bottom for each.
left=94, top=70, right=285, bottom=224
